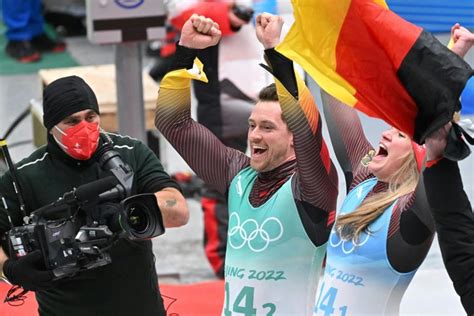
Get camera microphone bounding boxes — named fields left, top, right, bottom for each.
left=232, top=4, right=254, bottom=23
left=74, top=176, right=118, bottom=204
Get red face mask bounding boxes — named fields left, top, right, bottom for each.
left=54, top=121, right=100, bottom=160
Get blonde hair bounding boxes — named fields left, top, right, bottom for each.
left=336, top=150, right=420, bottom=241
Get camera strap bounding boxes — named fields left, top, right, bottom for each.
left=0, top=139, right=28, bottom=224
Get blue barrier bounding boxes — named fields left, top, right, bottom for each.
left=462, top=77, right=474, bottom=115
left=387, top=0, right=474, bottom=33
left=252, top=0, right=278, bottom=17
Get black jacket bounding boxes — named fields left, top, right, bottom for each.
left=424, top=158, right=474, bottom=313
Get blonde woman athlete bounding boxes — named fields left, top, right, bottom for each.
left=314, top=92, right=435, bottom=315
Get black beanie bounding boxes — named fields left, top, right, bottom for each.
left=43, top=76, right=100, bottom=130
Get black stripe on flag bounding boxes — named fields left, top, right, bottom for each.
left=397, top=31, right=473, bottom=143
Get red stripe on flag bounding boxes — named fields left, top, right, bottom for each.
left=335, top=0, right=422, bottom=138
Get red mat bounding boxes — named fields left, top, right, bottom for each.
left=0, top=282, right=38, bottom=316
left=162, top=281, right=224, bottom=315
left=0, top=280, right=224, bottom=316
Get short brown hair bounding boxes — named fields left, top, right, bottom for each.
left=258, top=83, right=278, bottom=102
left=257, top=83, right=287, bottom=124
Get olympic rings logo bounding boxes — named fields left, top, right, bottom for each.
left=228, top=213, right=284, bottom=253
left=329, top=230, right=370, bottom=254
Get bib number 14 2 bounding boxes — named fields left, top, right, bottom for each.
left=224, top=282, right=276, bottom=316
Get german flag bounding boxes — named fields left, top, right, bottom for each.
left=277, top=0, right=473, bottom=144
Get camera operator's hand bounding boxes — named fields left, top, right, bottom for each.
left=3, top=250, right=54, bottom=291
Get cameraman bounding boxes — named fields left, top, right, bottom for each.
left=0, top=76, right=189, bottom=316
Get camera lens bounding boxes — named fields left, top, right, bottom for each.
left=120, top=193, right=165, bottom=240
left=125, top=203, right=149, bottom=234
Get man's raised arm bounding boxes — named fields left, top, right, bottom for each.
left=255, top=13, right=338, bottom=212
left=154, top=15, right=249, bottom=194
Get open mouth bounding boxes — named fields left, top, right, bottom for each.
left=252, top=146, right=267, bottom=156
left=376, top=144, right=388, bottom=158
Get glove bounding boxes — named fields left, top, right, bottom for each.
left=88, top=202, right=121, bottom=226
left=3, top=250, right=54, bottom=291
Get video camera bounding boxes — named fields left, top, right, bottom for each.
left=232, top=4, right=254, bottom=23
left=6, top=143, right=165, bottom=279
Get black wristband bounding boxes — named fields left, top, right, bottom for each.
left=264, top=48, right=298, bottom=99
left=168, top=43, right=198, bottom=73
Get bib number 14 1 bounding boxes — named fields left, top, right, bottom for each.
left=224, top=282, right=276, bottom=316
left=314, top=282, right=348, bottom=316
